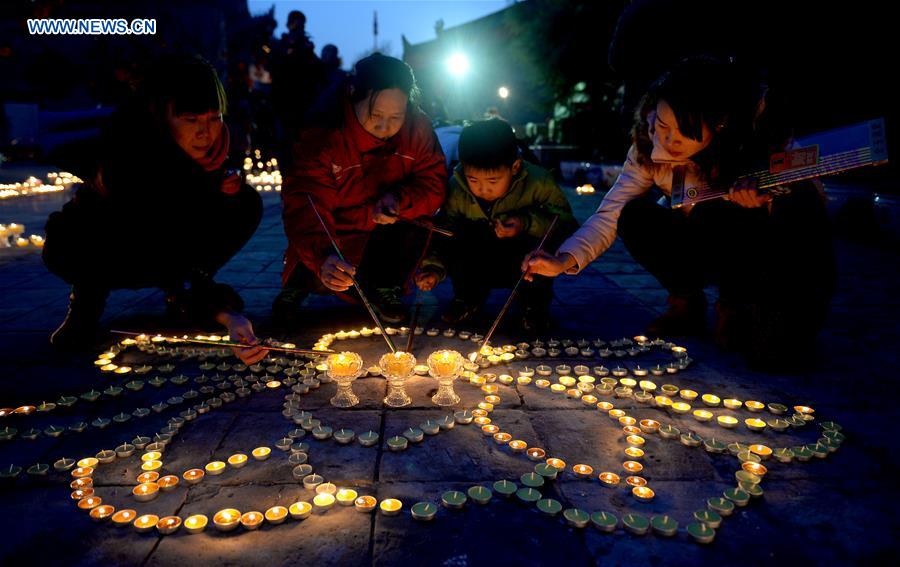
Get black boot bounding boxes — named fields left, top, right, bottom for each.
left=50, top=286, right=108, bottom=348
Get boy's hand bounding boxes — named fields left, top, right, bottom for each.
left=373, top=193, right=400, bottom=224
left=726, top=177, right=771, bottom=209
left=216, top=311, right=269, bottom=365
left=494, top=215, right=525, bottom=238
left=320, top=255, right=356, bottom=292
left=521, top=250, right=576, bottom=281
left=414, top=270, right=440, bottom=291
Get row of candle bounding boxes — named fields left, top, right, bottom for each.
left=316, top=328, right=689, bottom=365
left=0, top=171, right=79, bottom=200
left=459, top=372, right=660, bottom=502
left=243, top=152, right=282, bottom=192
left=0, top=223, right=45, bottom=248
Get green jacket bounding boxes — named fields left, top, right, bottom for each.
left=421, top=161, right=578, bottom=278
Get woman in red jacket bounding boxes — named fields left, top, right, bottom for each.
left=276, top=54, right=446, bottom=324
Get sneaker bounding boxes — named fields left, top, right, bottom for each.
left=441, top=297, right=481, bottom=325
left=272, top=287, right=309, bottom=325
left=647, top=293, right=707, bottom=337
left=50, top=286, right=108, bottom=349
left=372, top=286, right=407, bottom=324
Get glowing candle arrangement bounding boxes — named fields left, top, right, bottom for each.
left=12, top=325, right=838, bottom=550
left=427, top=350, right=464, bottom=406
left=325, top=352, right=364, bottom=408
left=379, top=351, right=416, bottom=407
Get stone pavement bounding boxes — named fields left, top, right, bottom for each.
left=0, top=181, right=898, bottom=566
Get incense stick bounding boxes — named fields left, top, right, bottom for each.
left=478, top=215, right=559, bottom=355
left=306, top=194, right=397, bottom=353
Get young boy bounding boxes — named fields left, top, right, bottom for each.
left=415, top=119, right=578, bottom=332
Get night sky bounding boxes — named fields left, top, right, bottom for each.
left=247, top=0, right=509, bottom=65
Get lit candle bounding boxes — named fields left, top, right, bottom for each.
left=158, top=475, right=179, bottom=491
left=213, top=509, right=241, bottom=532
left=77, top=496, right=103, bottom=511
left=546, top=458, right=566, bottom=470
left=205, top=461, right=226, bottom=475
left=625, top=435, right=645, bottom=447
left=508, top=440, right=528, bottom=453
left=493, top=432, right=512, bottom=445
left=717, top=415, right=739, bottom=428
left=89, top=505, right=115, bottom=522
left=639, top=419, right=660, bottom=434
left=625, top=475, right=647, bottom=488
left=141, top=460, right=162, bottom=472
left=749, top=444, right=773, bottom=460
left=157, top=516, right=182, bottom=535
left=71, top=466, right=94, bottom=479
left=527, top=448, right=546, bottom=461
left=240, top=511, right=264, bottom=530
left=133, top=514, right=159, bottom=533
left=693, top=409, right=713, bottom=422
left=745, top=418, right=767, bottom=431
left=132, top=482, right=159, bottom=502
left=354, top=495, right=377, bottom=513
left=182, top=469, right=204, bottom=484
left=632, top=486, right=655, bottom=501
left=599, top=472, right=620, bottom=487
left=679, top=389, right=698, bottom=401
left=623, top=461, right=643, bottom=474
left=701, top=394, right=721, bottom=406
left=290, top=501, right=313, bottom=519
left=77, top=457, right=99, bottom=468
left=265, top=506, right=289, bottom=525
left=671, top=402, right=691, bottom=414
left=742, top=461, right=768, bottom=476
left=624, top=446, right=645, bottom=459
left=481, top=424, right=500, bottom=436
left=111, top=509, right=136, bottom=528
left=336, top=488, right=358, bottom=506
left=184, top=514, right=208, bottom=534
left=252, top=447, right=272, bottom=461
left=745, top=400, right=765, bottom=412
left=573, top=464, right=593, bottom=478
left=723, top=398, right=743, bottom=410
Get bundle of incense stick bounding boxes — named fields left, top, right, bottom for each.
left=111, top=330, right=334, bottom=356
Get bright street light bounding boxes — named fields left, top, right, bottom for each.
left=498, top=86, right=510, bottom=99
left=446, top=53, right=470, bottom=77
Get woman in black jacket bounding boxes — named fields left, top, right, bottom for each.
left=44, top=56, right=267, bottom=364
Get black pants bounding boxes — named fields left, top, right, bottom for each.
left=618, top=185, right=835, bottom=346
left=44, top=184, right=263, bottom=315
left=438, top=221, right=556, bottom=310
left=285, top=222, right=429, bottom=296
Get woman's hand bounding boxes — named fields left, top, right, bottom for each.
left=216, top=311, right=269, bottom=365
left=521, top=250, right=577, bottom=282
left=320, top=255, right=356, bottom=292
left=415, top=270, right=440, bottom=291
left=373, top=193, right=400, bottom=224
left=494, top=215, right=525, bottom=239
left=726, top=177, right=771, bottom=208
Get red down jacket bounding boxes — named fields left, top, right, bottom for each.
left=281, top=98, right=446, bottom=286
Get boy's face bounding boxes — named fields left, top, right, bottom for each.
left=464, top=159, right=522, bottom=202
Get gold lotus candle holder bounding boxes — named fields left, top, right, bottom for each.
left=325, top=352, right=365, bottom=408
left=427, top=350, right=464, bottom=406
left=379, top=351, right=416, bottom=407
